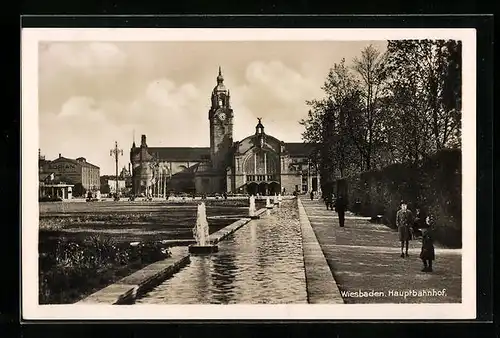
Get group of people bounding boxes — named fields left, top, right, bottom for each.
left=319, top=193, right=436, bottom=273
left=396, top=200, right=436, bottom=272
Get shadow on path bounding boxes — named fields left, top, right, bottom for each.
left=301, top=199, right=462, bottom=304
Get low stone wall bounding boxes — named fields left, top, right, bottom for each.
left=297, top=198, right=344, bottom=304
left=77, top=208, right=268, bottom=305
left=77, top=246, right=190, bottom=305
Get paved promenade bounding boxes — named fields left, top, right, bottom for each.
left=300, top=199, right=462, bottom=304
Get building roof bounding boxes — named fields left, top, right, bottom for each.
left=284, top=142, right=316, bottom=157
left=132, top=147, right=211, bottom=162
left=130, top=142, right=316, bottom=162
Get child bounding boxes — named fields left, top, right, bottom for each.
left=420, top=215, right=436, bottom=272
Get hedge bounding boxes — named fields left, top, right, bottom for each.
left=335, top=149, right=461, bottom=248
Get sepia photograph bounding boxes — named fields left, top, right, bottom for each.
left=22, top=28, right=476, bottom=320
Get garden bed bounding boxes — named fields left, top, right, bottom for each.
left=39, top=234, right=172, bottom=304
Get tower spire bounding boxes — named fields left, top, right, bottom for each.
left=132, top=129, right=136, bottom=148
left=217, top=66, right=224, bottom=83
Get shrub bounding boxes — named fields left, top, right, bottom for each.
left=39, top=234, right=172, bottom=304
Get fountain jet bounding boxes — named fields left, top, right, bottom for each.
left=266, top=196, right=273, bottom=209
left=249, top=195, right=260, bottom=219
left=189, top=202, right=218, bottom=254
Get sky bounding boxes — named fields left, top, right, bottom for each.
left=38, top=40, right=387, bottom=175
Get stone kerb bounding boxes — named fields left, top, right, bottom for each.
left=77, top=208, right=268, bottom=305
left=77, top=246, right=190, bottom=305
left=297, top=198, right=344, bottom=304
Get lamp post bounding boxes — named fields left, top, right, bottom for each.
left=307, top=158, right=311, bottom=193
left=110, top=141, right=123, bottom=199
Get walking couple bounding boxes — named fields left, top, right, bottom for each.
left=396, top=200, right=436, bottom=272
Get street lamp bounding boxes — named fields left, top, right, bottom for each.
left=110, top=141, right=123, bottom=199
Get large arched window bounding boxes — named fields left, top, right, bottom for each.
left=243, top=149, right=279, bottom=181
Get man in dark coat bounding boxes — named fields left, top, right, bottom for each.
left=335, top=194, right=347, bottom=227
left=396, top=200, right=414, bottom=258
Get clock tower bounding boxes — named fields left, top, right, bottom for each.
left=209, top=66, right=234, bottom=171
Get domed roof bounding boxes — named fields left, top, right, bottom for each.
left=213, top=83, right=226, bottom=92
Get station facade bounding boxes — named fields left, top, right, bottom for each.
left=130, top=68, right=319, bottom=196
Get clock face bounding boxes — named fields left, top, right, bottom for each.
left=218, top=112, right=226, bottom=121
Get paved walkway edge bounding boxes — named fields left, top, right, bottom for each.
left=298, top=198, right=344, bottom=304
left=77, top=209, right=267, bottom=305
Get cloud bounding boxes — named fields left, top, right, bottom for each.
left=41, top=42, right=127, bottom=71
left=39, top=42, right=130, bottom=114
left=231, top=60, right=322, bottom=141
left=39, top=76, right=209, bottom=174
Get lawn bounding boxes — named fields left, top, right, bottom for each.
left=40, top=199, right=265, bottom=243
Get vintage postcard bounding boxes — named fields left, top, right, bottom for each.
left=22, top=28, right=476, bottom=320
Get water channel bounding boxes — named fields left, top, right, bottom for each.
left=137, top=200, right=307, bottom=304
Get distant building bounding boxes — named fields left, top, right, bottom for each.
left=130, top=68, right=319, bottom=196
left=100, top=175, right=126, bottom=195
left=39, top=151, right=100, bottom=196
left=119, top=166, right=133, bottom=189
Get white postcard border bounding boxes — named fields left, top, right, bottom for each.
left=22, top=28, right=477, bottom=320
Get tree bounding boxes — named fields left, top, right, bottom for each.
left=384, top=40, right=462, bottom=156
left=73, top=183, right=86, bottom=197
left=301, top=58, right=363, bottom=183
left=351, top=45, right=389, bottom=171
left=301, top=40, right=462, bottom=188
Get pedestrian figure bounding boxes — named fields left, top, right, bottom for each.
left=396, top=200, right=414, bottom=258
left=324, top=191, right=332, bottom=210
left=420, top=215, right=436, bottom=272
left=310, top=190, right=314, bottom=201
left=413, top=208, right=425, bottom=239
left=335, top=194, right=347, bottom=227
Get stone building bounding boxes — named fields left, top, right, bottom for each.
left=39, top=151, right=100, bottom=196
left=130, top=67, right=319, bottom=196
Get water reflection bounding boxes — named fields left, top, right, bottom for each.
left=137, top=200, right=307, bottom=304
left=211, top=252, right=237, bottom=304
left=193, top=256, right=213, bottom=303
